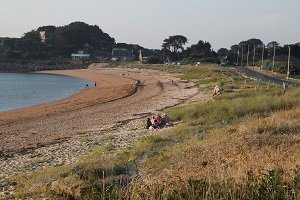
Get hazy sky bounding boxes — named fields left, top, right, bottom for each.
left=0, top=0, right=299, bottom=50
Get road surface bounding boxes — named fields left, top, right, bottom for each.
left=234, top=67, right=300, bottom=87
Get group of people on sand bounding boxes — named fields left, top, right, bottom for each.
left=146, top=114, right=173, bottom=129
left=85, top=82, right=97, bottom=89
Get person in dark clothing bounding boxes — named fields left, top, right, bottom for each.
left=156, top=115, right=162, bottom=128
left=146, top=118, right=152, bottom=129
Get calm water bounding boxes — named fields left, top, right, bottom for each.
left=0, top=73, right=94, bottom=112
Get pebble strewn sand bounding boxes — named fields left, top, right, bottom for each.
left=0, top=64, right=207, bottom=197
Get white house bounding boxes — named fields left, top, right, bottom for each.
left=71, top=51, right=90, bottom=60
left=39, top=31, right=46, bottom=43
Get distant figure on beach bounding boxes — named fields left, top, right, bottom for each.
left=85, top=84, right=89, bottom=89
left=95, top=82, right=97, bottom=87
left=212, top=85, right=220, bottom=97
left=150, top=115, right=156, bottom=125
left=146, top=118, right=152, bottom=129
left=162, top=114, right=172, bottom=126
left=156, top=115, right=162, bottom=128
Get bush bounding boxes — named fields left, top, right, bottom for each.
left=262, top=57, right=297, bottom=74
left=146, top=56, right=162, bottom=64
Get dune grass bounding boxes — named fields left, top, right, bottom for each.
left=13, top=64, right=300, bottom=199
left=168, top=89, right=300, bottom=124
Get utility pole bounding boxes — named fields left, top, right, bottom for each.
left=261, top=45, right=265, bottom=71
left=287, top=46, right=291, bottom=79
left=272, top=44, right=276, bottom=73
left=246, top=45, right=250, bottom=67
left=252, top=45, right=256, bottom=67
left=241, top=47, right=244, bottom=67
left=237, top=49, right=239, bottom=66
left=139, top=49, right=143, bottom=63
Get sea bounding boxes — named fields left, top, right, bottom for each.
left=0, top=73, right=94, bottom=112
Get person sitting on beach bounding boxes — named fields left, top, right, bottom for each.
left=149, top=119, right=158, bottom=129
left=85, top=84, right=89, bottom=89
left=146, top=118, right=152, bottom=129
left=156, top=115, right=162, bottom=128
left=162, top=114, right=173, bottom=127
left=153, top=119, right=160, bottom=129
left=212, top=85, right=221, bottom=97
left=151, top=115, right=156, bottom=125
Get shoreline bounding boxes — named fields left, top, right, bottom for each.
left=0, top=63, right=203, bottom=156
left=0, top=64, right=137, bottom=121
left=0, top=63, right=206, bottom=195
left=0, top=64, right=138, bottom=154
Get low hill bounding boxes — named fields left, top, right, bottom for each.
left=0, top=22, right=115, bottom=59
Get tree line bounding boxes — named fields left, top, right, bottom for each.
left=161, top=35, right=300, bottom=74
left=161, top=35, right=218, bottom=64
left=0, top=23, right=299, bottom=75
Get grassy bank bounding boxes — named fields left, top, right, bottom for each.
left=12, top=64, right=300, bottom=199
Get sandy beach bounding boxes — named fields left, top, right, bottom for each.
left=0, top=63, right=211, bottom=195
left=0, top=64, right=201, bottom=157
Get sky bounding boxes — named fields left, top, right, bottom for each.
left=0, top=0, right=299, bottom=50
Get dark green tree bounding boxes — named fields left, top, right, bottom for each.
left=162, top=35, right=188, bottom=54
left=189, top=40, right=212, bottom=58
left=266, top=41, right=280, bottom=59
left=217, top=48, right=229, bottom=58
left=14, top=30, right=43, bottom=58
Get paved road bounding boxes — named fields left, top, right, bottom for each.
left=234, top=67, right=300, bottom=88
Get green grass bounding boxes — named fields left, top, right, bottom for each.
left=32, top=157, right=49, bottom=165
left=101, top=134, right=115, bottom=142
left=168, top=89, right=300, bottom=127
left=110, top=62, right=185, bottom=73
left=79, top=136, right=93, bottom=144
